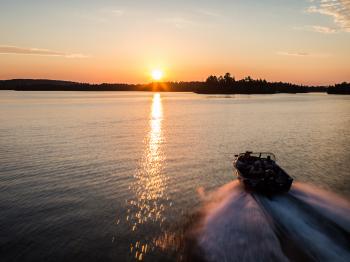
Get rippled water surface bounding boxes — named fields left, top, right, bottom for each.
left=0, top=91, right=349, bottom=261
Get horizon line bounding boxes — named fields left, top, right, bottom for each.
left=0, top=77, right=346, bottom=87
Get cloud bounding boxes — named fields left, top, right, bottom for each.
left=277, top=51, right=330, bottom=58
left=196, top=9, right=221, bottom=17
left=310, top=25, right=338, bottom=33
left=159, top=10, right=222, bottom=29
left=277, top=51, right=310, bottom=57
left=99, top=8, right=125, bottom=17
left=75, top=8, right=125, bottom=24
left=0, top=45, right=88, bottom=58
left=294, top=25, right=338, bottom=33
left=159, top=17, right=195, bottom=28
left=305, top=0, right=350, bottom=32
left=110, top=9, right=125, bottom=16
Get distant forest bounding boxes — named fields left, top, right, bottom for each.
left=0, top=74, right=349, bottom=94
left=327, top=82, right=350, bottom=94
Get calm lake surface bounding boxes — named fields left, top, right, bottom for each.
left=0, top=91, right=349, bottom=261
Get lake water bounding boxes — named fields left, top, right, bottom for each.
left=0, top=91, right=349, bottom=261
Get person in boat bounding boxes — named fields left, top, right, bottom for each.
left=236, top=152, right=252, bottom=170
left=263, top=155, right=275, bottom=170
left=241, top=152, right=252, bottom=162
left=249, top=161, right=264, bottom=177
left=264, top=169, right=276, bottom=180
left=236, top=160, right=245, bottom=170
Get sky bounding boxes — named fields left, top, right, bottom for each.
left=0, top=0, right=349, bottom=85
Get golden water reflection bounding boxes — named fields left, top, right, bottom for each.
left=126, top=93, right=169, bottom=260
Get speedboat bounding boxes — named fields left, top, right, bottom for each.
left=233, top=151, right=293, bottom=193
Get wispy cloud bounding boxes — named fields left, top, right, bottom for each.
left=294, top=25, right=338, bottom=33
left=305, top=0, right=350, bottom=32
left=159, top=17, right=196, bottom=28
left=277, top=51, right=330, bottom=58
left=0, top=45, right=88, bottom=58
left=196, top=9, right=221, bottom=17
left=76, top=8, right=125, bottom=24
left=110, top=9, right=125, bottom=16
left=159, top=9, right=222, bottom=29
left=277, top=51, right=310, bottom=57
left=99, top=8, right=125, bottom=17
left=310, top=25, right=338, bottom=33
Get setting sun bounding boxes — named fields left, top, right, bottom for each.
left=151, top=69, right=164, bottom=81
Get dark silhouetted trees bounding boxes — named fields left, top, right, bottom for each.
left=327, top=82, right=350, bottom=94
left=199, top=73, right=327, bottom=94
left=0, top=75, right=332, bottom=94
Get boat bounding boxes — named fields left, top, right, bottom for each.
left=233, top=151, right=293, bottom=193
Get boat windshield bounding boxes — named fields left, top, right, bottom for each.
left=236, top=152, right=276, bottom=161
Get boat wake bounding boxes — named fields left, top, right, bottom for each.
left=186, top=181, right=350, bottom=262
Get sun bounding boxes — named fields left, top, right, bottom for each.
left=151, top=69, right=164, bottom=81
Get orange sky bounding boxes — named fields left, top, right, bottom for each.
left=1, top=0, right=349, bottom=85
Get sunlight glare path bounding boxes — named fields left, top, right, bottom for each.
left=126, top=93, right=169, bottom=260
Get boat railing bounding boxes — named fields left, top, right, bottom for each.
left=233, top=151, right=277, bottom=165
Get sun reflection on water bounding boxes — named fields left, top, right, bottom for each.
left=125, top=93, right=170, bottom=260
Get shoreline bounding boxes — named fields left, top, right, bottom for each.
left=1, top=79, right=349, bottom=95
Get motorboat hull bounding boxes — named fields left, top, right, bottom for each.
left=236, top=170, right=293, bottom=193
left=234, top=152, right=293, bottom=194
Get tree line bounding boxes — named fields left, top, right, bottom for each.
left=327, top=82, right=350, bottom=94
left=1, top=75, right=348, bottom=94
left=200, top=73, right=326, bottom=94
